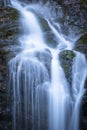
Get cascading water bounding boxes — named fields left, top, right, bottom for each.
left=48, top=50, right=71, bottom=130
left=69, top=52, right=87, bottom=130
left=8, top=0, right=87, bottom=130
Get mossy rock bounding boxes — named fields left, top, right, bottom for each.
left=0, top=49, right=9, bottom=55
left=44, top=31, right=58, bottom=48
left=0, top=44, right=21, bottom=64
left=38, top=16, right=51, bottom=32
left=0, top=7, right=20, bottom=40
left=75, top=33, right=87, bottom=58
left=59, top=50, right=75, bottom=61
left=0, top=7, right=19, bottom=20
left=80, top=0, right=87, bottom=4
left=59, top=50, right=75, bottom=85
left=0, top=21, right=20, bottom=39
left=8, top=7, right=19, bottom=21
left=76, top=33, right=87, bottom=45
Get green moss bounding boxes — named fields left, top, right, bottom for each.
left=80, top=0, right=87, bottom=4
left=60, top=50, right=75, bottom=59
left=4, top=29, right=19, bottom=39
left=59, top=50, right=75, bottom=73
left=75, top=33, right=87, bottom=54
left=59, top=50, right=75, bottom=85
left=0, top=50, right=9, bottom=55
left=5, top=7, right=19, bottom=20
left=59, top=50, right=75, bottom=72
left=80, top=28, right=87, bottom=34
left=0, top=7, right=19, bottom=21
left=9, top=8, right=19, bottom=20
left=76, top=33, right=87, bottom=45
left=0, top=7, right=20, bottom=40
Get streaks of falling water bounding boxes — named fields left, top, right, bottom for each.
left=9, top=56, right=49, bottom=130
left=69, top=52, right=87, bottom=130
left=48, top=50, right=71, bottom=130
left=8, top=1, right=87, bottom=130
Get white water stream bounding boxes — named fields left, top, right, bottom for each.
left=9, top=1, right=87, bottom=130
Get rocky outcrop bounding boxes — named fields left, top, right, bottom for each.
left=75, top=33, right=87, bottom=58
left=0, top=6, right=21, bottom=130
left=0, top=49, right=11, bottom=130
left=59, top=50, right=75, bottom=85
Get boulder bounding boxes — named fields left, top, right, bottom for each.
left=75, top=33, right=87, bottom=58
left=59, top=50, right=75, bottom=85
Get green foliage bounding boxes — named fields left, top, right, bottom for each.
left=76, top=33, right=87, bottom=45
left=80, top=0, right=87, bottom=4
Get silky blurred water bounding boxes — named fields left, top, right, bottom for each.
left=9, top=0, right=87, bottom=130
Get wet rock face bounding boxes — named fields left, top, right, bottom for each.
left=0, top=7, right=20, bottom=39
left=59, top=50, right=75, bottom=86
left=0, top=6, right=21, bottom=130
left=0, top=6, right=22, bottom=60
left=62, top=2, right=87, bottom=31
left=75, top=34, right=87, bottom=58
left=0, top=49, right=12, bottom=130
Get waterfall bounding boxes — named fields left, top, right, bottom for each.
left=3, top=0, right=11, bottom=6
left=48, top=50, right=71, bottom=130
left=69, top=52, right=87, bottom=130
left=9, top=55, right=49, bottom=130
left=8, top=1, right=87, bottom=130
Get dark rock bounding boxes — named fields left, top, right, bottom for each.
left=0, top=73, right=3, bottom=81
left=44, top=31, right=58, bottom=48
left=59, top=50, right=75, bottom=85
left=75, top=33, right=87, bottom=58
left=0, top=6, right=20, bottom=130
left=0, top=7, right=20, bottom=41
